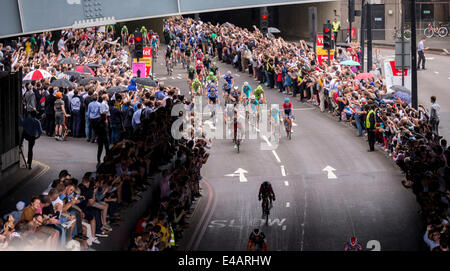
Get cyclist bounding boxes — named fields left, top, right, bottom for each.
left=233, top=108, right=244, bottom=149
left=165, top=43, right=173, bottom=63
left=207, top=83, right=219, bottom=105
left=187, top=65, right=196, bottom=93
left=195, top=49, right=204, bottom=62
left=184, top=44, right=192, bottom=68
left=282, top=98, right=293, bottom=132
left=203, top=54, right=211, bottom=71
left=344, top=237, right=363, bottom=251
left=270, top=105, right=282, bottom=140
left=258, top=181, right=275, bottom=214
left=249, top=95, right=260, bottom=127
left=205, top=71, right=218, bottom=85
left=210, top=61, right=219, bottom=77
left=195, top=60, right=205, bottom=82
left=222, top=82, right=232, bottom=97
left=224, top=71, right=234, bottom=89
left=248, top=229, right=269, bottom=251
left=253, top=85, right=266, bottom=104
left=230, top=86, right=242, bottom=103
left=242, top=81, right=252, bottom=99
left=191, top=78, right=202, bottom=97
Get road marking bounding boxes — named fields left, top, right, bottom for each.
left=170, top=76, right=175, bottom=80
left=434, top=71, right=439, bottom=74
left=448, top=77, right=450, bottom=80
left=284, top=181, right=289, bottom=186
left=286, top=202, right=290, bottom=208
left=426, top=57, right=434, bottom=60
left=282, top=225, right=287, bottom=231
left=224, top=168, right=248, bottom=182
left=159, top=77, right=167, bottom=80
left=293, top=108, right=314, bottom=111
left=322, top=165, right=337, bottom=179
left=292, top=122, right=298, bottom=126
left=208, top=218, right=286, bottom=228
left=262, top=135, right=272, bottom=147
left=272, top=150, right=281, bottom=163
left=280, top=165, right=286, bottom=176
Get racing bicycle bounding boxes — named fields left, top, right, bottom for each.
left=262, top=197, right=270, bottom=225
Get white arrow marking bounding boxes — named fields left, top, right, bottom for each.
left=282, top=225, right=287, bottom=231
left=284, top=181, right=289, bottom=186
left=434, top=71, right=439, bottom=74
left=262, top=135, right=272, bottom=147
left=426, top=57, right=434, bottom=60
left=322, top=165, right=337, bottom=179
left=292, top=122, right=298, bottom=126
left=286, top=202, right=290, bottom=208
left=272, top=150, right=281, bottom=163
left=225, top=168, right=248, bottom=182
left=280, top=165, right=286, bottom=176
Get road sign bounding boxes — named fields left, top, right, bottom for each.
left=132, top=46, right=152, bottom=77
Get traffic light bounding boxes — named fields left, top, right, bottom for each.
left=349, top=0, right=355, bottom=23
left=323, top=23, right=333, bottom=50
left=134, top=31, right=143, bottom=59
left=260, top=7, right=269, bottom=33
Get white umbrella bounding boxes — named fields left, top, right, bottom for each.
left=23, top=69, right=53, bottom=81
left=268, top=27, right=281, bottom=34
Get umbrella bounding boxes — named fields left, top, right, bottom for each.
left=356, top=73, right=374, bottom=80
left=335, top=43, right=352, bottom=48
left=64, top=70, right=84, bottom=78
left=51, top=79, right=74, bottom=88
left=23, top=69, right=53, bottom=81
left=340, top=60, right=360, bottom=66
left=106, top=86, right=128, bottom=94
left=267, top=32, right=275, bottom=38
left=221, top=22, right=235, bottom=28
left=390, top=85, right=410, bottom=93
left=135, top=77, right=157, bottom=87
left=78, top=77, right=106, bottom=86
left=58, top=58, right=78, bottom=65
left=267, top=27, right=281, bottom=34
left=73, top=65, right=95, bottom=76
left=393, top=91, right=411, bottom=103
left=87, top=63, right=101, bottom=68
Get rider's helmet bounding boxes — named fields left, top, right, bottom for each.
left=212, top=62, right=216, bottom=66
left=233, top=86, right=239, bottom=90
left=243, top=81, right=249, bottom=87
left=197, top=49, right=202, bottom=53
left=193, top=78, right=200, bottom=85
left=209, top=71, right=214, bottom=76
left=284, top=98, right=290, bottom=103
left=226, top=71, right=232, bottom=76
left=253, top=229, right=260, bottom=236
left=250, top=95, right=256, bottom=100
left=197, top=60, right=201, bottom=64
left=205, top=54, right=209, bottom=58
left=350, top=237, right=358, bottom=247
left=262, top=181, right=270, bottom=188
left=209, top=83, right=216, bottom=89
left=189, top=65, right=194, bottom=70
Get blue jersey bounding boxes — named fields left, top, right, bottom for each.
left=207, top=88, right=218, bottom=98
left=250, top=100, right=259, bottom=113
left=242, top=86, right=252, bottom=97
left=271, top=108, right=281, bottom=123
left=224, top=75, right=234, bottom=87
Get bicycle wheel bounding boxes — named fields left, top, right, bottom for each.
left=438, top=27, right=448, bottom=38
left=424, top=28, right=434, bottom=38
left=237, top=139, right=240, bottom=153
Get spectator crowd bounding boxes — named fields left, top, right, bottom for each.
left=0, top=15, right=448, bottom=251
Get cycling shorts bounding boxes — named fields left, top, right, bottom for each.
left=208, top=97, right=217, bottom=104
left=284, top=108, right=292, bottom=116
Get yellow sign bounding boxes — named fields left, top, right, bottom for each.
left=316, top=46, right=335, bottom=56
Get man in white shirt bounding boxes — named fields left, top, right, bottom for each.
left=58, top=36, right=66, bottom=52
left=100, top=94, right=110, bottom=116
left=429, top=95, right=440, bottom=136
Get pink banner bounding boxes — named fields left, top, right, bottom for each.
left=132, top=62, right=146, bottom=77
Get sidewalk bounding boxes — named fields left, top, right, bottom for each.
left=373, top=36, right=450, bottom=54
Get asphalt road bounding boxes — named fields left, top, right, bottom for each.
left=151, top=47, right=423, bottom=251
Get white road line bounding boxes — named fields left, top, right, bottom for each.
left=284, top=181, right=289, bottom=186
left=434, top=71, right=439, bottom=74
left=286, top=202, right=290, bottom=208
left=292, top=108, right=314, bottom=111
left=261, top=135, right=272, bottom=147
left=280, top=165, right=286, bottom=176
left=282, top=225, right=287, bottom=231
left=448, top=77, right=450, bottom=80
left=272, top=150, right=281, bottom=163
left=292, top=122, right=298, bottom=126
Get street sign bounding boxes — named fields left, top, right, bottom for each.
left=133, top=46, right=152, bottom=77
left=395, top=40, right=411, bottom=69
left=316, top=35, right=334, bottom=65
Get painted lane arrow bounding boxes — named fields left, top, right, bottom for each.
left=322, top=165, right=337, bottom=179
left=225, top=168, right=248, bottom=182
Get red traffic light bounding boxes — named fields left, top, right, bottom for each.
left=262, top=14, right=267, bottom=20
left=324, top=28, right=330, bottom=33
left=136, top=36, right=142, bottom=42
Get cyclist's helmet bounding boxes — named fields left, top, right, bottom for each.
left=263, top=181, right=270, bottom=187
left=197, top=60, right=201, bottom=64
left=205, top=54, right=209, bottom=57
left=189, top=65, right=194, bottom=70
left=253, top=229, right=260, bottom=236
left=234, top=86, right=239, bottom=90
left=210, top=83, right=216, bottom=89
left=284, top=98, right=290, bottom=103
left=250, top=95, right=256, bottom=100
left=197, top=49, right=202, bottom=53
left=226, top=71, right=232, bottom=76
left=244, top=81, right=249, bottom=87
left=350, top=237, right=357, bottom=247
left=209, top=71, right=214, bottom=76
left=212, top=62, right=216, bottom=65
